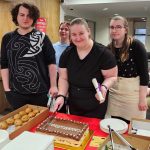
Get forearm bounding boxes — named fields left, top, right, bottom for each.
left=139, top=85, right=148, bottom=102
left=101, top=66, right=118, bottom=89
left=48, top=64, right=57, bottom=88
left=58, top=77, right=69, bottom=96
left=0, top=68, right=10, bottom=91
left=102, top=76, right=117, bottom=89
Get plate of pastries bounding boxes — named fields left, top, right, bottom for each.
left=0, top=107, right=40, bottom=130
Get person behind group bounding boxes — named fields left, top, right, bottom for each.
left=53, top=18, right=118, bottom=119
left=53, top=21, right=70, bottom=70
left=0, top=2, right=58, bottom=110
left=106, top=16, right=149, bottom=123
left=53, top=22, right=70, bottom=113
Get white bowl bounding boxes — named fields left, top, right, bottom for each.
left=0, top=130, right=10, bottom=149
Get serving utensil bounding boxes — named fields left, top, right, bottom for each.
left=48, top=107, right=59, bottom=125
left=111, top=127, right=136, bottom=150
left=47, top=94, right=53, bottom=109
left=107, top=125, right=114, bottom=150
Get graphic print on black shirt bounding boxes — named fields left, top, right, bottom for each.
left=7, top=30, right=46, bottom=94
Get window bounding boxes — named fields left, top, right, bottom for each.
left=133, top=21, right=146, bottom=45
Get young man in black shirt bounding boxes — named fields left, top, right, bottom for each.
left=1, top=2, right=58, bottom=109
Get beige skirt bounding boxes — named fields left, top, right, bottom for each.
left=106, top=76, right=146, bottom=121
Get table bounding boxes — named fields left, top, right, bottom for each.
left=31, top=112, right=108, bottom=150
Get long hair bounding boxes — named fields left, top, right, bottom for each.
left=11, top=2, right=40, bottom=27
left=108, top=16, right=133, bottom=62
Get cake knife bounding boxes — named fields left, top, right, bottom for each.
left=47, top=94, right=55, bottom=111
left=49, top=107, right=59, bottom=123
left=47, top=94, right=52, bottom=109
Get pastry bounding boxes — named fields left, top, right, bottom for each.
left=14, top=119, right=23, bottom=126
left=6, top=117, right=15, bottom=125
left=21, top=115, right=29, bottom=122
left=19, top=111, right=26, bottom=116
left=0, top=121, right=8, bottom=129
left=33, top=108, right=40, bottom=114
left=25, top=107, right=33, bottom=114
left=28, top=112, right=36, bottom=118
left=14, top=114, right=21, bottom=120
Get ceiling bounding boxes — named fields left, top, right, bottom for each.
left=62, top=1, right=150, bottom=21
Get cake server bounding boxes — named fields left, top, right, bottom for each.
left=112, top=128, right=136, bottom=150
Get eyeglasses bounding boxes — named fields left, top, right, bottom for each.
left=109, top=25, right=125, bottom=31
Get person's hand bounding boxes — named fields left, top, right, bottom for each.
left=49, top=86, right=58, bottom=98
left=100, top=85, right=107, bottom=99
left=138, top=99, right=148, bottom=111
left=53, top=97, right=64, bottom=112
left=95, top=86, right=107, bottom=103
left=147, top=88, right=150, bottom=97
left=4, top=88, right=11, bottom=92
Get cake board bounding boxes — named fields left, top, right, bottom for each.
left=54, top=130, right=94, bottom=150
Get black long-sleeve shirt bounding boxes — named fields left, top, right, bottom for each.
left=115, top=39, right=149, bottom=85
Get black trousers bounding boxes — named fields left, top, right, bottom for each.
left=5, top=91, right=48, bottom=110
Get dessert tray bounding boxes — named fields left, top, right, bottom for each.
left=100, top=141, right=131, bottom=150
left=100, top=118, right=128, bottom=134
left=99, top=132, right=150, bottom=150
left=54, top=130, right=93, bottom=150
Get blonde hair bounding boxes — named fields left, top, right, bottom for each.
left=70, top=18, right=91, bottom=38
left=108, top=16, right=133, bottom=62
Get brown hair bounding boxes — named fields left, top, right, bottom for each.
left=59, top=21, right=70, bottom=30
left=11, top=2, right=40, bottom=27
left=108, top=16, right=133, bottom=62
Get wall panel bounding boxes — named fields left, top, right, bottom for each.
left=0, top=0, right=60, bottom=44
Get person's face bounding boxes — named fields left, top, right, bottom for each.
left=17, top=6, right=34, bottom=29
left=109, top=19, right=127, bottom=41
left=59, top=24, right=70, bottom=40
left=70, top=24, right=90, bottom=48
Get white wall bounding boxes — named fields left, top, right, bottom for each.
left=63, top=0, right=150, bottom=5
left=128, top=20, right=134, bottom=36
left=61, top=4, right=150, bottom=50
left=60, top=5, right=65, bottom=23
left=95, top=17, right=110, bottom=46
